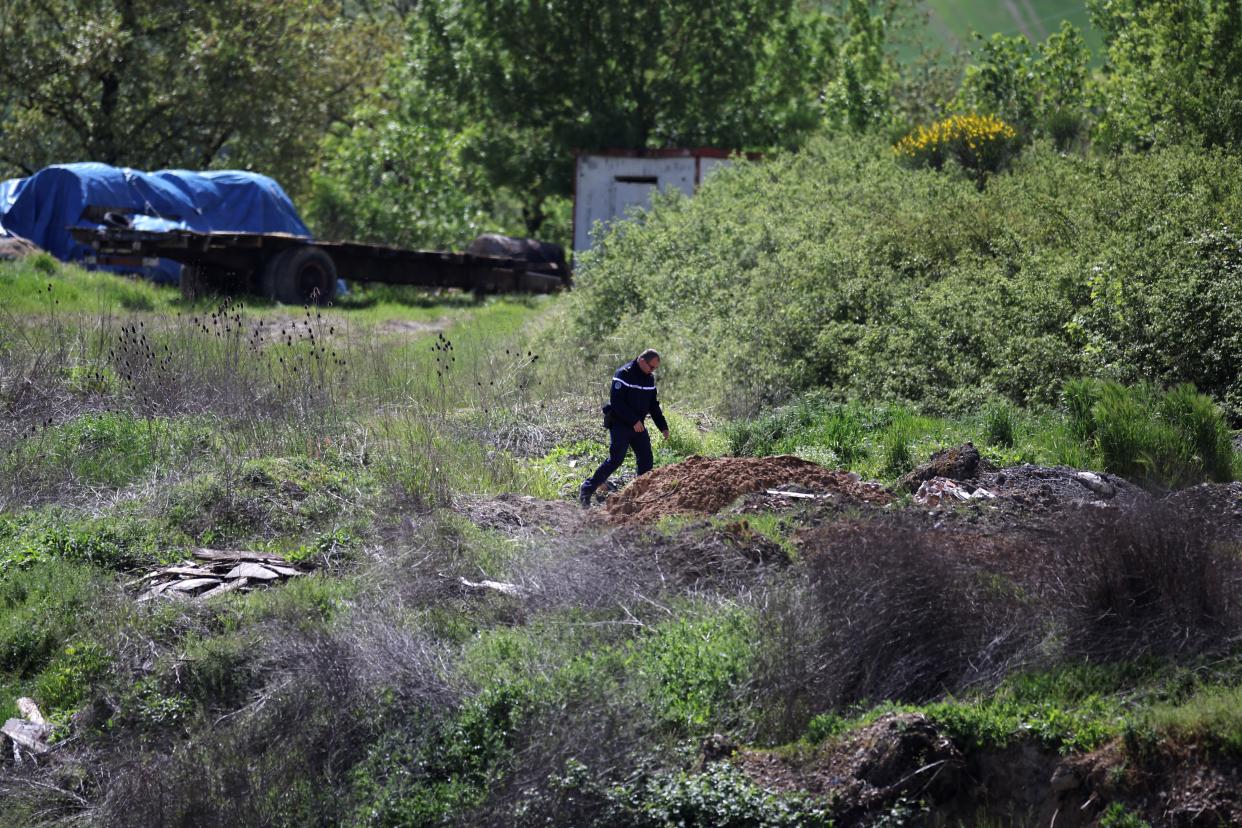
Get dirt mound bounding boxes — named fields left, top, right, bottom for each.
left=1161, top=482, right=1242, bottom=541
left=734, top=713, right=968, bottom=824
left=898, top=442, right=995, bottom=492
left=603, top=455, right=891, bottom=524
left=0, top=234, right=39, bottom=260
left=978, top=464, right=1145, bottom=511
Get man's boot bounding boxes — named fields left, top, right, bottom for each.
left=578, top=481, right=595, bottom=508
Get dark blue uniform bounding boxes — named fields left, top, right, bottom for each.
left=581, top=360, right=669, bottom=501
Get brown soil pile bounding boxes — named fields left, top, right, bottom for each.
left=603, top=455, right=891, bottom=524
left=734, top=714, right=968, bottom=823
left=0, top=234, right=39, bottom=260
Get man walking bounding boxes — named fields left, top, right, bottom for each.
left=579, top=348, right=670, bottom=507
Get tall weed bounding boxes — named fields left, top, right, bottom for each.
left=1078, top=379, right=1236, bottom=488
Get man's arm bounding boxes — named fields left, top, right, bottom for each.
left=650, top=391, right=669, bottom=437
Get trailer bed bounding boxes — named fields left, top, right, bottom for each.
left=70, top=227, right=570, bottom=302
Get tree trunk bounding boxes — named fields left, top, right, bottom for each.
left=522, top=195, right=546, bottom=237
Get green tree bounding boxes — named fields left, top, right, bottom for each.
left=306, top=65, right=526, bottom=249
left=822, top=0, right=900, bottom=133
left=953, top=22, right=1091, bottom=148
left=1090, top=0, right=1242, bottom=150
left=410, top=0, right=837, bottom=235
left=0, top=0, right=387, bottom=197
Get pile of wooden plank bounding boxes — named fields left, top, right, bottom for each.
left=2, top=698, right=52, bottom=762
left=130, top=548, right=309, bottom=601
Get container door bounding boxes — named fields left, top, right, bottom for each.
left=611, top=176, right=659, bottom=219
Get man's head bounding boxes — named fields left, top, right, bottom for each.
left=636, top=348, right=661, bottom=374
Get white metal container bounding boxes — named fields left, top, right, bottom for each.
left=572, top=149, right=742, bottom=253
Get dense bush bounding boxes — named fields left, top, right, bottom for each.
left=556, top=138, right=1242, bottom=418
left=1092, top=0, right=1242, bottom=151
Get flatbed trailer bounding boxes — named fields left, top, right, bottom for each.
left=69, top=227, right=570, bottom=303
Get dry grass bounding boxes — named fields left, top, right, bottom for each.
left=746, top=501, right=1242, bottom=741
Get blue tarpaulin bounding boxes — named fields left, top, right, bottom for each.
left=0, top=163, right=310, bottom=283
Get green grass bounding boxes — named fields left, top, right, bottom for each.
left=1139, top=685, right=1242, bottom=754
left=718, top=382, right=1238, bottom=487
left=0, top=505, right=176, bottom=571
left=799, top=652, right=1242, bottom=773
left=0, top=255, right=545, bottom=327
left=721, top=393, right=1052, bottom=482
left=458, top=603, right=756, bottom=739
left=1084, top=380, right=1237, bottom=488
left=0, top=559, right=121, bottom=723
left=910, top=0, right=1103, bottom=59
left=0, top=254, right=178, bottom=315
left=6, top=411, right=219, bottom=490
left=803, top=662, right=1136, bottom=755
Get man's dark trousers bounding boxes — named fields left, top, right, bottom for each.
left=585, top=424, right=653, bottom=490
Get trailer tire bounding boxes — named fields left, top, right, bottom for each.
left=180, top=265, right=206, bottom=301
left=260, top=245, right=338, bottom=305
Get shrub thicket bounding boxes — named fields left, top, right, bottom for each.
left=556, top=138, right=1242, bottom=418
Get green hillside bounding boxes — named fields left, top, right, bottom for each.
left=913, top=0, right=1103, bottom=56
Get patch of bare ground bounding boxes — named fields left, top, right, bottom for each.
left=604, top=455, right=892, bottom=524
left=1085, top=740, right=1242, bottom=827
left=376, top=317, right=450, bottom=339
left=732, top=715, right=1242, bottom=827
left=453, top=492, right=596, bottom=539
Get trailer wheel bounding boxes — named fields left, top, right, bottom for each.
left=260, top=245, right=338, bottom=305
left=180, top=265, right=206, bottom=301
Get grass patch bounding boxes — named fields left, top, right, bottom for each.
left=803, top=661, right=1159, bottom=756
left=719, top=382, right=1238, bottom=487
left=5, top=411, right=218, bottom=492
left=1091, top=380, right=1236, bottom=488
left=0, top=559, right=121, bottom=723
left=0, top=505, right=175, bottom=571
left=0, top=256, right=178, bottom=315
left=722, top=393, right=1042, bottom=481
left=1139, top=684, right=1242, bottom=754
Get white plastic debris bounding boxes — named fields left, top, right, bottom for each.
left=913, top=477, right=996, bottom=508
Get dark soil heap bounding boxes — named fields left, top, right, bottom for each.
left=897, top=441, right=995, bottom=492
left=604, top=455, right=891, bottom=524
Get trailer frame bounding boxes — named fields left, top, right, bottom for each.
left=70, top=227, right=570, bottom=302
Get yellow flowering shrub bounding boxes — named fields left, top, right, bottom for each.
left=893, top=113, right=1019, bottom=184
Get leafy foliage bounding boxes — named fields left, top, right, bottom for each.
left=556, top=137, right=1242, bottom=417
left=403, top=0, right=836, bottom=234
left=0, top=0, right=386, bottom=196
left=604, top=762, right=832, bottom=827
left=1091, top=0, right=1242, bottom=151
left=952, top=23, right=1092, bottom=148
left=306, top=61, right=527, bottom=250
